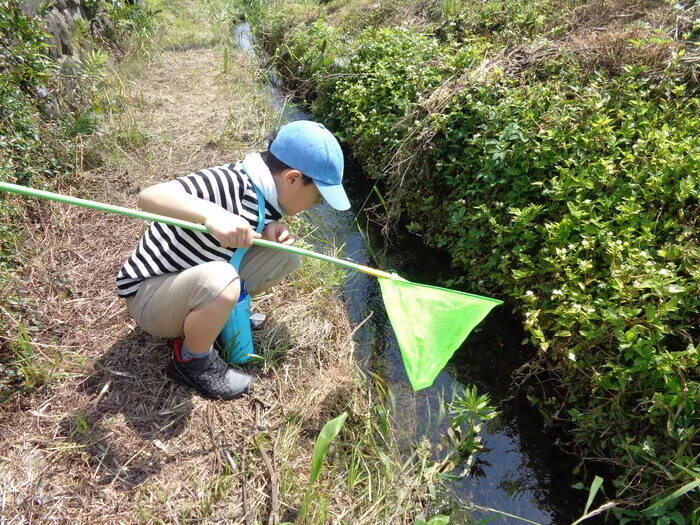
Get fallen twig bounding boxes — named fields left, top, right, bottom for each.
left=259, top=444, right=279, bottom=525
left=89, top=380, right=111, bottom=413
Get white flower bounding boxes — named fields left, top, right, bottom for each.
left=525, top=290, right=534, bottom=296
left=552, top=289, right=563, bottom=296
left=568, top=352, right=576, bottom=361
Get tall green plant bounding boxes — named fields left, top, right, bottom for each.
left=436, top=385, right=499, bottom=477
left=297, top=412, right=347, bottom=520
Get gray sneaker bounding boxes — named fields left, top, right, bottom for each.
left=167, top=348, right=252, bottom=400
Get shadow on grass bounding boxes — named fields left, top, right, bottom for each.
left=58, top=319, right=297, bottom=491
left=60, top=328, right=193, bottom=488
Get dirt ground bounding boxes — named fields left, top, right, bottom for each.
left=0, top=39, right=359, bottom=524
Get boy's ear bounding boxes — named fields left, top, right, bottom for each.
left=282, top=169, right=303, bottom=186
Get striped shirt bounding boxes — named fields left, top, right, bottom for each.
left=116, top=162, right=281, bottom=298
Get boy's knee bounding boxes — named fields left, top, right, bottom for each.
left=283, top=254, right=302, bottom=275
left=188, top=261, right=241, bottom=310
left=217, top=277, right=241, bottom=306
left=245, top=252, right=302, bottom=294
left=204, top=261, right=240, bottom=305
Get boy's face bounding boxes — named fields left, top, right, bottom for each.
left=276, top=169, right=322, bottom=215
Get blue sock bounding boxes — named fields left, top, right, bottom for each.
left=180, top=341, right=212, bottom=361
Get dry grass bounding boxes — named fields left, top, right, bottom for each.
left=560, top=0, right=684, bottom=75
left=328, top=0, right=693, bottom=81
left=0, top=13, right=370, bottom=524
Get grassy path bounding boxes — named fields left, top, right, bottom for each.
left=0, top=8, right=362, bottom=523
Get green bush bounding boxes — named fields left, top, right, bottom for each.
left=273, top=19, right=343, bottom=99
left=406, top=66, right=699, bottom=507
left=247, top=0, right=321, bottom=56
left=0, top=1, right=68, bottom=186
left=373, top=62, right=699, bottom=514
left=315, top=26, right=447, bottom=169
left=312, top=28, right=700, bottom=505
left=245, top=0, right=700, bottom=515
left=0, top=0, right=156, bottom=400
left=0, top=1, right=70, bottom=400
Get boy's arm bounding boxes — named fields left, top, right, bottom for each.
left=138, top=180, right=261, bottom=248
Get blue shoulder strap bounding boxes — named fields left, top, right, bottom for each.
left=229, top=181, right=265, bottom=271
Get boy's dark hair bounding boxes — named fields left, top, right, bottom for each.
left=261, top=130, right=314, bottom=185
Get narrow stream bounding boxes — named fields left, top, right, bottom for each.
left=235, top=22, right=600, bottom=524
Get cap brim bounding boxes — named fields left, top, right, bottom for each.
left=316, top=181, right=351, bottom=211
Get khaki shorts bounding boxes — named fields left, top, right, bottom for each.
left=124, top=246, right=300, bottom=338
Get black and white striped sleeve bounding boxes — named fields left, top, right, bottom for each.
left=175, top=165, right=242, bottom=211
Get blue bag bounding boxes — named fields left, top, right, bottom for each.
left=217, top=181, right=265, bottom=364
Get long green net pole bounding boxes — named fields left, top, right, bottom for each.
left=0, top=181, right=386, bottom=277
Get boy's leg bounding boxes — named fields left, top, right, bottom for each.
left=126, top=260, right=239, bottom=339
left=182, top=279, right=239, bottom=353
left=238, top=245, right=301, bottom=294
left=125, top=261, right=251, bottom=399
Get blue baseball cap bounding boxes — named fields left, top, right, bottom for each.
left=270, top=120, right=350, bottom=211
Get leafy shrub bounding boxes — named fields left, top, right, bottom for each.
left=103, top=0, right=157, bottom=42
left=315, top=26, right=446, bottom=169
left=0, top=1, right=73, bottom=399
left=0, top=0, right=156, bottom=399
left=247, top=0, right=321, bottom=55
left=435, top=0, right=568, bottom=41
left=402, top=65, right=699, bottom=510
left=0, top=2, right=70, bottom=186
left=274, top=19, right=343, bottom=99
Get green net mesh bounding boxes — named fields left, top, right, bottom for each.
left=378, top=274, right=502, bottom=390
